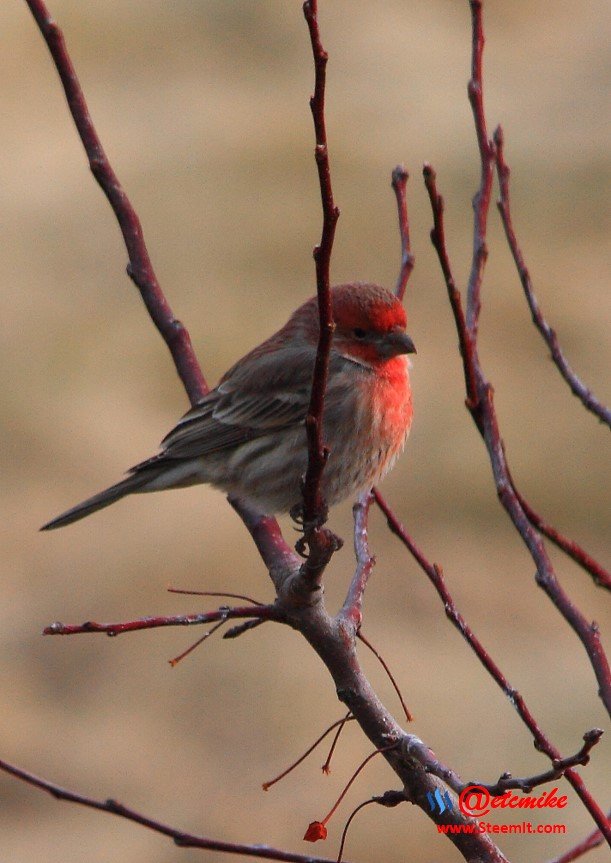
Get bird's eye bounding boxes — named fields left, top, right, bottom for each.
left=352, top=327, right=367, bottom=339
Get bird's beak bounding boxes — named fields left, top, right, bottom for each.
left=380, top=330, right=417, bottom=357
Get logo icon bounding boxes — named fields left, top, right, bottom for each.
left=459, top=784, right=491, bottom=816
left=427, top=788, right=454, bottom=814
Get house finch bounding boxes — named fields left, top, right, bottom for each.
left=41, top=282, right=415, bottom=530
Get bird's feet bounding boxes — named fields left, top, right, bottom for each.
left=290, top=501, right=332, bottom=558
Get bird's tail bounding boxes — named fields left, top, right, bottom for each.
left=40, top=471, right=153, bottom=531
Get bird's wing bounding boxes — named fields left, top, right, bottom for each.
left=155, top=345, right=318, bottom=460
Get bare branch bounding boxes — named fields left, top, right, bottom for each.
left=24, top=0, right=207, bottom=405
left=504, top=463, right=611, bottom=591
left=420, top=5, right=611, bottom=718
left=285, top=594, right=511, bottom=858
left=356, top=631, right=413, bottom=724
left=340, top=492, right=413, bottom=722
left=301, top=0, right=341, bottom=578
left=424, top=163, right=610, bottom=690
left=494, top=125, right=611, bottom=428
left=340, top=491, right=375, bottom=626
left=0, top=758, right=344, bottom=863
left=480, top=384, right=611, bottom=714
left=390, top=165, right=414, bottom=300
left=22, top=1, right=607, bottom=859
left=468, top=729, right=604, bottom=795
left=404, top=727, right=603, bottom=817
left=43, top=605, right=279, bottom=637
left=423, top=164, right=479, bottom=409
left=372, top=489, right=610, bottom=840
left=465, top=0, right=495, bottom=336
left=25, top=0, right=303, bottom=604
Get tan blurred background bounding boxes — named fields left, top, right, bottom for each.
left=1, top=1, right=609, bottom=861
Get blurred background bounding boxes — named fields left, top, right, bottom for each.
left=1, top=1, right=609, bottom=861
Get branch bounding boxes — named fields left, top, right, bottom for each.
left=339, top=491, right=375, bottom=627
left=467, top=729, right=604, bottom=795
left=482, top=384, right=611, bottom=714
left=423, top=164, right=478, bottom=409
left=0, top=759, right=344, bottom=863
left=340, top=492, right=414, bottom=722
left=288, top=569, right=510, bottom=858
left=25, top=0, right=302, bottom=608
left=465, top=0, right=495, bottom=336
left=43, top=604, right=280, bottom=637
left=400, top=729, right=605, bottom=818
left=300, top=0, right=341, bottom=580
left=423, top=162, right=611, bottom=716
left=24, top=2, right=605, bottom=860
left=373, top=489, right=610, bottom=841
left=24, top=0, right=207, bottom=405
left=356, top=631, right=413, bottom=724
left=464, top=7, right=610, bottom=701
left=494, top=125, right=611, bottom=428
left=391, top=165, right=415, bottom=300
left=504, top=461, right=611, bottom=591
left=229, top=498, right=319, bottom=607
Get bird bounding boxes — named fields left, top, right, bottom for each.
left=41, top=282, right=415, bottom=531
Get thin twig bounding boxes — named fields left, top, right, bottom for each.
left=356, top=631, right=413, bottom=723
left=304, top=744, right=398, bottom=842
left=505, top=462, right=611, bottom=591
left=468, top=729, right=604, bottom=795
left=391, top=165, right=414, bottom=300
left=322, top=713, right=353, bottom=774
left=43, top=605, right=279, bottom=637
left=494, top=125, right=611, bottom=428
left=24, top=0, right=207, bottom=405
left=168, top=588, right=266, bottom=605
left=337, top=789, right=407, bottom=862
left=460, top=6, right=611, bottom=713
left=336, top=799, right=377, bottom=863
left=262, top=715, right=355, bottom=791
left=168, top=619, right=228, bottom=666
left=301, top=0, right=341, bottom=575
left=223, top=618, right=269, bottom=639
left=480, top=384, right=611, bottom=715
left=423, top=164, right=478, bottom=410
left=340, top=491, right=375, bottom=626
left=0, top=758, right=343, bottom=863
left=465, top=0, right=495, bottom=337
